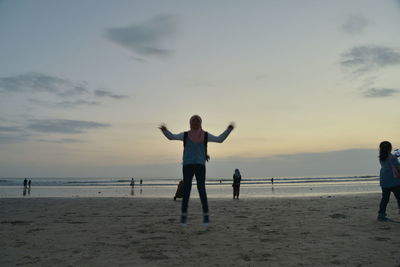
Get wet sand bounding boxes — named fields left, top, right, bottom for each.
left=1, top=194, right=399, bottom=266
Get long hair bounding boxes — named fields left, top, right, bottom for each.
left=379, top=141, right=392, bottom=162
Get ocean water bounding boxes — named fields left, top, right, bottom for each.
left=0, top=176, right=380, bottom=198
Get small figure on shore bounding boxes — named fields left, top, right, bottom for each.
left=159, top=115, right=234, bottom=226
left=232, top=169, right=242, bottom=199
left=377, top=141, right=400, bottom=221
left=130, top=178, right=135, bottom=188
left=23, top=178, right=28, bottom=188
left=271, top=177, right=274, bottom=185
left=220, top=180, right=222, bottom=184
left=174, top=180, right=184, bottom=201
left=28, top=179, right=32, bottom=188
left=140, top=179, right=143, bottom=186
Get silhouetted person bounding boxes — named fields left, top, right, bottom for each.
left=271, top=178, right=274, bottom=184
left=232, top=169, right=242, bottom=199
left=377, top=141, right=400, bottom=221
left=130, top=178, right=135, bottom=188
left=28, top=179, right=31, bottom=188
left=23, top=178, right=28, bottom=188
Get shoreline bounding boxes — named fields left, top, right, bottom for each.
left=0, top=182, right=380, bottom=199
left=1, top=194, right=399, bottom=266
left=0, top=190, right=382, bottom=199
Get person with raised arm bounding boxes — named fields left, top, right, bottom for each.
left=159, top=115, right=234, bottom=226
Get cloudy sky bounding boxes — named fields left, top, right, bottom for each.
left=1, top=0, right=399, bottom=178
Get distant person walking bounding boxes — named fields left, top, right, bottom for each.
left=23, top=178, right=28, bottom=188
left=377, top=141, right=400, bottom=221
left=130, top=178, right=135, bottom=188
left=159, top=115, right=234, bottom=226
left=28, top=179, right=32, bottom=188
left=232, top=169, right=242, bottom=199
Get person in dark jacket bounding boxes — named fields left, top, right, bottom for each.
left=232, top=169, right=242, bottom=199
left=377, top=141, right=400, bottom=221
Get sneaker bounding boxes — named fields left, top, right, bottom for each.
left=203, top=213, right=210, bottom=226
left=377, top=213, right=388, bottom=222
left=180, top=213, right=188, bottom=227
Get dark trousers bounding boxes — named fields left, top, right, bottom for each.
left=233, top=184, right=240, bottom=197
left=182, top=164, right=208, bottom=214
left=378, top=186, right=400, bottom=215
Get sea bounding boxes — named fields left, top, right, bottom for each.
left=0, top=175, right=380, bottom=198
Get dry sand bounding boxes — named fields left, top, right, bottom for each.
left=1, top=194, right=400, bottom=266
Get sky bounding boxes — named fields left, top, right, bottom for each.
left=1, top=0, right=400, bottom=178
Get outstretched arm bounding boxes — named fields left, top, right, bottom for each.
left=208, top=123, right=235, bottom=143
left=393, top=157, right=400, bottom=173
left=158, top=124, right=184, bottom=141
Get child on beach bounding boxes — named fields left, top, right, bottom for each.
left=377, top=141, right=400, bottom=221
left=159, top=115, right=234, bottom=226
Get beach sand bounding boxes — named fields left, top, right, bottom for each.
left=1, top=194, right=399, bottom=266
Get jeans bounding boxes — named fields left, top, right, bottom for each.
left=182, top=164, right=208, bottom=214
left=378, top=186, right=400, bottom=215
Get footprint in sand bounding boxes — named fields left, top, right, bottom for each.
left=371, top=236, right=391, bottom=241
left=239, top=254, right=251, bottom=262
left=329, top=213, right=347, bottom=219
left=1, top=220, right=33, bottom=225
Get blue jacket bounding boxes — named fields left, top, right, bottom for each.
left=379, top=154, right=400, bottom=188
left=161, top=127, right=233, bottom=166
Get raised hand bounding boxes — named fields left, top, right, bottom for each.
left=158, top=123, right=168, bottom=131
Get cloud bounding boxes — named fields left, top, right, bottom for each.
left=0, top=134, right=30, bottom=144
left=0, top=72, right=70, bottom=94
left=0, top=119, right=110, bottom=145
left=28, top=119, right=111, bottom=134
left=0, top=72, right=91, bottom=98
left=341, top=45, right=400, bottom=74
left=0, top=126, right=22, bottom=132
left=0, top=72, right=128, bottom=108
left=56, top=100, right=101, bottom=107
left=0, top=126, right=32, bottom=144
left=28, top=98, right=101, bottom=108
left=36, top=138, right=83, bottom=143
left=105, top=14, right=178, bottom=58
left=0, top=124, right=31, bottom=144
left=363, top=88, right=400, bottom=98
left=94, top=90, right=129, bottom=99
left=341, top=15, right=370, bottom=35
